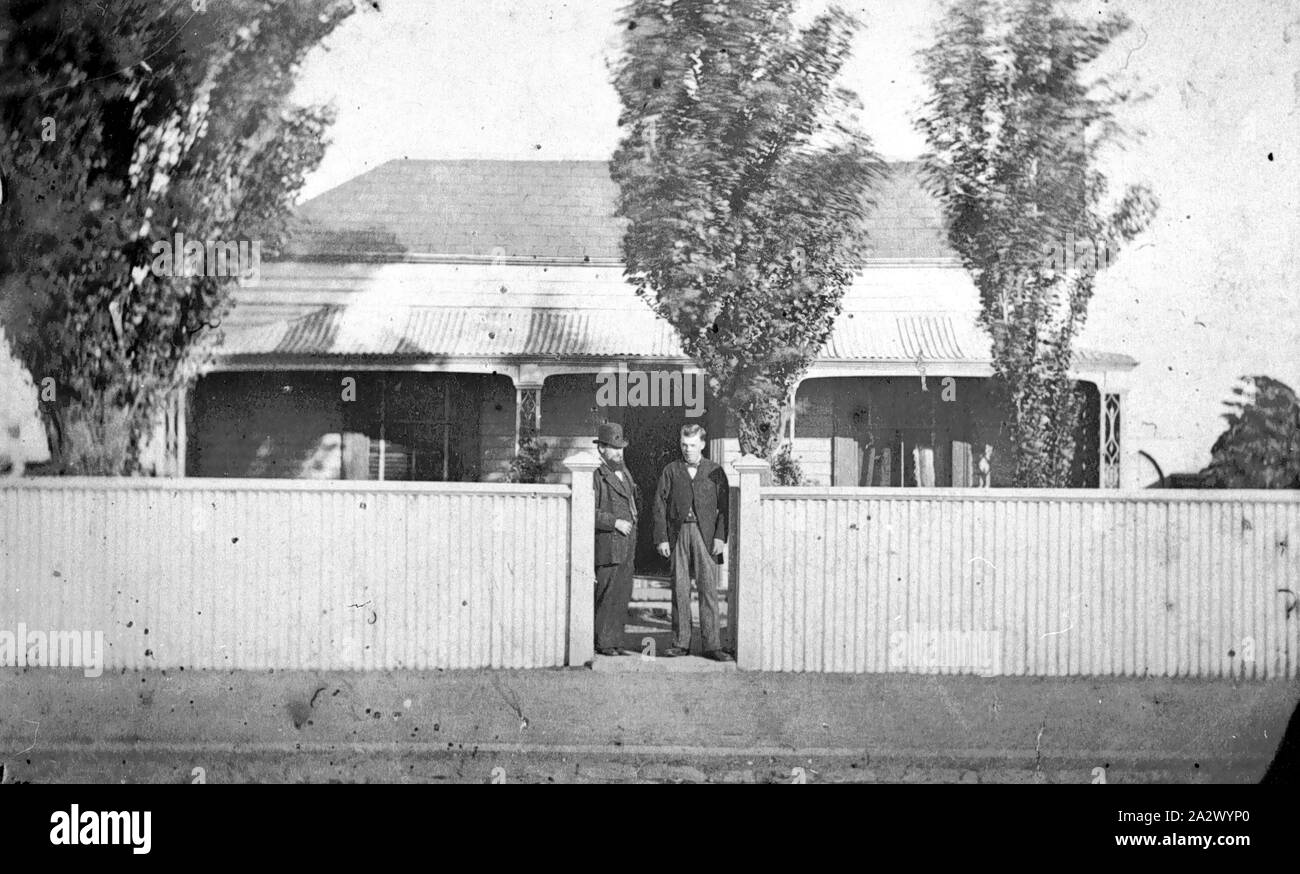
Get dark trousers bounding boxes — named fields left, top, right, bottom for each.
left=671, top=521, right=721, bottom=653
left=594, top=544, right=635, bottom=650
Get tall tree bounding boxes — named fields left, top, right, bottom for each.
left=610, top=0, right=884, bottom=459
left=0, top=0, right=357, bottom=473
left=1200, top=376, right=1300, bottom=489
left=917, top=0, right=1157, bottom=486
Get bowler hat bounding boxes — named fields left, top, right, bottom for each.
left=594, top=422, right=629, bottom=448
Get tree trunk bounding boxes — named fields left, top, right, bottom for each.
left=734, top=396, right=783, bottom=460
left=45, top=398, right=138, bottom=475
left=1004, top=373, right=1081, bottom=488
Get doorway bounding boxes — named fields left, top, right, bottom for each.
left=620, top=402, right=686, bottom=576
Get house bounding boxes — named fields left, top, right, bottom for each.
left=0, top=333, right=49, bottom=475
left=180, top=159, right=1134, bottom=504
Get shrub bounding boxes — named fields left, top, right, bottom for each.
left=1200, top=376, right=1300, bottom=489
left=770, top=441, right=805, bottom=486
left=507, top=435, right=550, bottom=484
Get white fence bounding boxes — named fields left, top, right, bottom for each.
left=732, top=458, right=1300, bottom=678
left=5, top=457, right=1297, bottom=677
left=0, top=463, right=598, bottom=670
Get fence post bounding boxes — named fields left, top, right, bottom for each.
left=563, top=453, right=600, bottom=666
left=732, top=455, right=770, bottom=670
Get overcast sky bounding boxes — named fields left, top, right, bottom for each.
left=292, top=0, right=940, bottom=199
left=290, top=0, right=1298, bottom=475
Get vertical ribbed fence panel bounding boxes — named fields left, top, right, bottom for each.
left=0, top=479, right=572, bottom=670
left=748, top=488, right=1300, bottom=678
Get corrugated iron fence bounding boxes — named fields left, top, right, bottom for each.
left=5, top=457, right=1298, bottom=676
left=0, top=465, right=599, bottom=670
left=731, top=458, right=1300, bottom=677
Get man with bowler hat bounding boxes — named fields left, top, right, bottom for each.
left=593, top=422, right=638, bottom=656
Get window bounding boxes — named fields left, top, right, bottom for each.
left=352, top=375, right=474, bottom=482
left=833, top=379, right=975, bottom=487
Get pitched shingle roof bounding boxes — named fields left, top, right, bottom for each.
left=218, top=161, right=1134, bottom=371
left=284, top=159, right=953, bottom=262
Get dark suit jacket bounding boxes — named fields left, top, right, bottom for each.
left=653, top=458, right=729, bottom=549
left=594, top=462, right=638, bottom=567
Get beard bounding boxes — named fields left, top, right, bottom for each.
left=604, top=455, right=627, bottom=471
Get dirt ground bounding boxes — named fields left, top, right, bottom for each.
left=1, top=667, right=1293, bottom=783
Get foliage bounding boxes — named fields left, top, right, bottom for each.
left=507, top=434, right=550, bottom=484
left=916, top=0, right=1157, bottom=486
left=610, top=0, right=884, bottom=459
left=0, top=0, right=357, bottom=473
left=769, top=440, right=804, bottom=486
left=1200, top=376, right=1300, bottom=489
